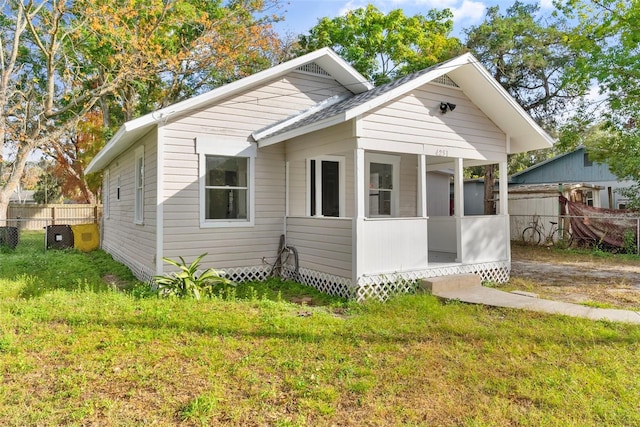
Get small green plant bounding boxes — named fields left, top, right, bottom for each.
left=154, top=253, right=234, bottom=300
left=623, top=230, right=638, bottom=254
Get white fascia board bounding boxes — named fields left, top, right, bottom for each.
left=458, top=57, right=555, bottom=152
left=315, top=49, right=373, bottom=93
left=86, top=48, right=370, bottom=173
left=257, top=114, right=348, bottom=148
left=157, top=47, right=369, bottom=119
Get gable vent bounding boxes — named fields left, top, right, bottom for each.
left=296, top=62, right=332, bottom=77
left=433, top=74, right=459, bottom=88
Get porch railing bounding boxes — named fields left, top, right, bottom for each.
left=360, top=217, right=428, bottom=276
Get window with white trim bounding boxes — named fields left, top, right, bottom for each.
left=366, top=153, right=400, bottom=217
left=134, top=146, right=144, bottom=224
left=307, top=156, right=345, bottom=217
left=197, top=138, right=256, bottom=227
left=205, top=156, right=249, bottom=220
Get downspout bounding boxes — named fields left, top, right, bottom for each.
left=155, top=122, right=165, bottom=276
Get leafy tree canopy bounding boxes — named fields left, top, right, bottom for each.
left=0, top=0, right=282, bottom=217
left=298, top=4, right=463, bottom=85
left=556, top=0, right=640, bottom=206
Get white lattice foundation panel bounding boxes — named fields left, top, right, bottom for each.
left=355, top=261, right=511, bottom=301
left=115, top=254, right=509, bottom=303
left=223, top=265, right=271, bottom=283
left=286, top=267, right=355, bottom=299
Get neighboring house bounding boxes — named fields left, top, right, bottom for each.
left=506, top=183, right=604, bottom=241
left=9, top=188, right=35, bottom=204
left=85, top=48, right=552, bottom=300
left=510, top=147, right=632, bottom=209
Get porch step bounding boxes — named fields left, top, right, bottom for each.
left=420, top=274, right=482, bottom=294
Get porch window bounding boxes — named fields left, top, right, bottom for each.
left=196, top=138, right=256, bottom=228
left=366, top=153, right=400, bottom=217
left=308, top=156, right=345, bottom=217
left=205, top=156, right=249, bottom=220
left=134, top=146, right=144, bottom=224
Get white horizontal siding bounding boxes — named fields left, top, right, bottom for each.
left=285, top=122, right=357, bottom=217
left=102, top=129, right=157, bottom=279
left=157, top=70, right=351, bottom=272
left=361, top=82, right=506, bottom=160
left=286, top=217, right=353, bottom=279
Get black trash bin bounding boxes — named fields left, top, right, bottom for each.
left=0, top=226, right=19, bottom=249
left=46, top=225, right=74, bottom=250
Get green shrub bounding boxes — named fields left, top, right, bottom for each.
left=623, top=230, right=638, bottom=254
left=154, top=253, right=234, bottom=300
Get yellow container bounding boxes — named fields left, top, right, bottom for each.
left=71, top=223, right=100, bottom=252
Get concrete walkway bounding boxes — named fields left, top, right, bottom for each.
left=423, top=274, right=640, bottom=324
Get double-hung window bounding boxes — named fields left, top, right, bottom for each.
left=205, top=156, right=248, bottom=220
left=365, top=153, right=400, bottom=217
left=197, top=138, right=255, bottom=227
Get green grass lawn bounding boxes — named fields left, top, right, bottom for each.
left=1, top=234, right=639, bottom=426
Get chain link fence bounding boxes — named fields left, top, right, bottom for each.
left=1, top=204, right=102, bottom=251
left=511, top=213, right=640, bottom=253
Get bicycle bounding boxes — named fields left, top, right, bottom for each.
left=521, top=216, right=573, bottom=247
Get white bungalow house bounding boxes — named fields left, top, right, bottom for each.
left=86, top=48, right=553, bottom=300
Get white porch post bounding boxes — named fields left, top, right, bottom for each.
left=499, top=160, right=510, bottom=262
left=418, top=154, right=427, bottom=217
left=454, top=157, right=464, bottom=263
left=353, top=148, right=366, bottom=285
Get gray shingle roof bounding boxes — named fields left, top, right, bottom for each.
left=253, top=61, right=447, bottom=141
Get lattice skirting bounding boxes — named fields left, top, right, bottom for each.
left=105, top=247, right=510, bottom=302
left=223, top=265, right=271, bottom=283
left=285, top=267, right=356, bottom=299
left=354, top=261, right=511, bottom=301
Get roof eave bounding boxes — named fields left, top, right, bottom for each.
left=257, top=115, right=347, bottom=148
left=86, top=48, right=371, bottom=173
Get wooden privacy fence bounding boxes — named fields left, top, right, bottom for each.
left=6, top=204, right=102, bottom=230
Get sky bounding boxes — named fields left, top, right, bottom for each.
left=272, top=0, right=556, bottom=39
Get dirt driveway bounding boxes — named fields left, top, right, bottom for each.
left=507, top=244, right=640, bottom=310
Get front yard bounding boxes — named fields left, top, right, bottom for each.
left=0, top=234, right=639, bottom=425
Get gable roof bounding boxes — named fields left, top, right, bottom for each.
left=253, top=53, right=554, bottom=154
left=509, top=147, right=584, bottom=181
left=85, top=48, right=373, bottom=174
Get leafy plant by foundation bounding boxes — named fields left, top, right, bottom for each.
left=154, top=253, right=234, bottom=300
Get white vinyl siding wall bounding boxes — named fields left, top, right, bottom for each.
left=360, top=82, right=506, bottom=161
left=160, top=71, right=350, bottom=271
left=286, top=121, right=356, bottom=217
left=102, top=130, right=157, bottom=280
left=285, top=217, right=353, bottom=279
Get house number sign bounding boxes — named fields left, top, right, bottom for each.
left=434, top=149, right=449, bottom=157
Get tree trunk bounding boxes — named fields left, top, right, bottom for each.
left=483, top=164, right=496, bottom=215
left=0, top=146, right=31, bottom=224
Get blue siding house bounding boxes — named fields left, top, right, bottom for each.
left=510, top=147, right=631, bottom=209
